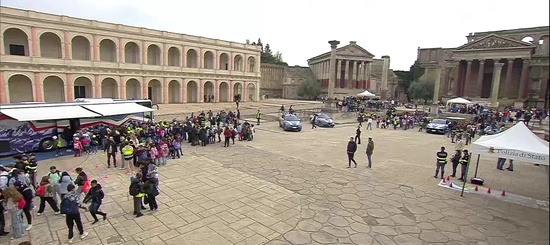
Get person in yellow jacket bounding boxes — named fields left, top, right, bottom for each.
left=121, top=142, right=135, bottom=174
left=256, top=110, right=262, bottom=125
left=129, top=172, right=145, bottom=217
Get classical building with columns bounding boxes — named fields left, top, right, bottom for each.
left=307, top=41, right=397, bottom=99
left=0, top=6, right=261, bottom=104
left=416, top=26, right=549, bottom=108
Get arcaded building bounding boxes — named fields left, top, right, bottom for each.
left=416, top=26, right=549, bottom=108
left=0, top=6, right=261, bottom=104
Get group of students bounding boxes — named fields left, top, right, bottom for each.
left=0, top=156, right=107, bottom=243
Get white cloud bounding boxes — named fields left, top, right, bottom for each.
left=2, top=0, right=549, bottom=70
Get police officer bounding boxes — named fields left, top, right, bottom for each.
left=434, top=146, right=448, bottom=179
left=458, top=150, right=470, bottom=181
left=450, top=150, right=462, bottom=177
left=256, top=110, right=262, bottom=125
left=355, top=126, right=361, bottom=144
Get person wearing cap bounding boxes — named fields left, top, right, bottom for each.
left=365, top=137, right=374, bottom=169
left=346, top=137, right=358, bottom=168
left=434, top=146, right=448, bottom=179
left=458, top=150, right=470, bottom=181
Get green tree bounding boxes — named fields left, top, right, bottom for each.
left=297, top=79, right=322, bottom=100
left=246, top=38, right=288, bottom=66
left=264, top=44, right=272, bottom=55
left=394, top=62, right=426, bottom=100
left=408, top=81, right=434, bottom=104
left=273, top=51, right=283, bottom=63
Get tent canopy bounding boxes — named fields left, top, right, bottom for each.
left=471, top=122, right=549, bottom=165
left=446, top=97, right=472, bottom=105
left=357, top=90, right=376, bottom=97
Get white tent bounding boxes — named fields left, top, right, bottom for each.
left=357, top=90, right=376, bottom=97
left=446, top=97, right=473, bottom=108
left=471, top=122, right=549, bottom=165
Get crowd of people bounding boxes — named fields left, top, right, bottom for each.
left=0, top=107, right=260, bottom=243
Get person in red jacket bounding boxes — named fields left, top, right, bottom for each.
left=223, top=127, right=232, bottom=147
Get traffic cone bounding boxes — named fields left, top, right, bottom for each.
left=103, top=173, right=108, bottom=179
left=95, top=163, right=99, bottom=168
left=446, top=176, right=450, bottom=181
left=449, top=182, right=453, bottom=188
left=487, top=188, right=491, bottom=194
left=442, top=178, right=446, bottom=183
left=501, top=190, right=506, bottom=196
left=475, top=186, right=479, bottom=191
left=125, top=169, right=129, bottom=174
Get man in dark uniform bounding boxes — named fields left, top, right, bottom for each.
left=458, top=149, right=470, bottom=181
left=346, top=137, right=358, bottom=168
left=355, top=126, right=361, bottom=144
left=311, top=114, right=317, bottom=129
left=434, top=146, right=448, bottom=179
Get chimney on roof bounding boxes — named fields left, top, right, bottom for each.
left=349, top=41, right=357, bottom=45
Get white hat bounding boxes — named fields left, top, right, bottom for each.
left=52, top=136, right=58, bottom=139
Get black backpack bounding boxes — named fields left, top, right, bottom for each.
left=129, top=182, right=138, bottom=196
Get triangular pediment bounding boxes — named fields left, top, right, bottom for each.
left=336, top=44, right=375, bottom=58
left=455, top=34, right=535, bottom=51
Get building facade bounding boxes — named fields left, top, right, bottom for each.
left=416, top=26, right=549, bottom=107
left=307, top=41, right=396, bottom=99
left=260, top=63, right=285, bottom=98
left=0, top=6, right=261, bottom=104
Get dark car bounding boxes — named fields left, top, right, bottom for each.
left=310, top=113, right=335, bottom=127
left=279, top=114, right=302, bottom=132
left=426, top=119, right=448, bottom=134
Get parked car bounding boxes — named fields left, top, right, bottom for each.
left=279, top=114, right=302, bottom=131
left=426, top=118, right=448, bottom=134
left=310, top=113, right=335, bottom=127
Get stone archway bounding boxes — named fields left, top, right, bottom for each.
left=247, top=83, right=257, bottom=101
left=126, top=78, right=141, bottom=99
left=40, top=32, right=62, bottom=59
left=248, top=56, right=256, bottom=72
left=99, top=39, right=117, bottom=62
left=71, top=36, right=91, bottom=60
left=233, top=55, right=244, bottom=71
left=186, top=49, right=198, bottom=68
left=233, top=82, right=243, bottom=102
left=167, top=47, right=181, bottom=66
left=148, top=79, right=162, bottom=103
left=204, top=81, right=214, bottom=102
left=124, top=42, right=140, bottom=64
left=204, top=51, right=214, bottom=69
left=219, top=53, right=229, bottom=70
left=147, top=44, right=161, bottom=65
left=168, top=80, right=181, bottom=103
left=7, top=75, right=33, bottom=102
left=74, top=77, right=93, bottom=98
left=186, top=81, right=198, bottom=103
left=219, top=82, right=230, bottom=102
left=3, top=28, right=29, bottom=56
left=101, top=78, right=118, bottom=98
left=43, top=76, right=65, bottom=102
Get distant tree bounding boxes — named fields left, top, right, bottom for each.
left=297, top=79, right=322, bottom=100
left=264, top=44, right=272, bottom=55
left=394, top=62, right=426, bottom=100
left=247, top=38, right=288, bottom=66
left=245, top=39, right=250, bottom=45
left=273, top=51, right=283, bottom=63
left=257, top=38, right=263, bottom=52
left=408, top=81, right=434, bottom=104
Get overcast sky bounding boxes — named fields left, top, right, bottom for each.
left=2, top=0, right=549, bottom=70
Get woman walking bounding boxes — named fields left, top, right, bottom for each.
left=1, top=187, right=26, bottom=239
left=36, top=176, right=60, bottom=216
left=14, top=181, right=34, bottom=231
left=59, top=171, right=75, bottom=200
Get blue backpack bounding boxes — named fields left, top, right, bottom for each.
left=60, top=197, right=80, bottom=215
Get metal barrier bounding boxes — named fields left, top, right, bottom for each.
left=152, top=104, right=160, bottom=110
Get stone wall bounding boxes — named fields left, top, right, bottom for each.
left=260, top=63, right=286, bottom=98
left=283, top=66, right=315, bottom=99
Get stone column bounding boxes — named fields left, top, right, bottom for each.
left=350, top=61, right=356, bottom=88
left=463, top=60, right=472, bottom=97
left=0, top=71, right=6, bottom=103
left=64, top=31, right=71, bottom=60
left=432, top=66, right=443, bottom=104
left=162, top=78, right=168, bottom=104
left=476, top=60, right=485, bottom=98
left=504, top=59, right=514, bottom=98
left=67, top=74, right=74, bottom=101
left=367, top=62, right=372, bottom=89
left=454, top=61, right=461, bottom=96
left=344, top=60, right=349, bottom=88
left=34, top=72, right=43, bottom=102
left=182, top=79, right=187, bottom=103
left=518, top=59, right=530, bottom=99
left=358, top=62, right=364, bottom=89
left=539, top=67, right=549, bottom=99
left=242, top=81, right=248, bottom=102
left=181, top=46, right=186, bottom=67
left=328, top=40, right=340, bottom=98
left=381, top=56, right=390, bottom=100
left=490, top=62, right=504, bottom=107
left=199, top=79, right=204, bottom=103
left=92, top=35, right=98, bottom=61
left=215, top=80, right=220, bottom=102
left=141, top=41, right=146, bottom=65
left=336, top=59, right=342, bottom=88
left=95, top=75, right=101, bottom=98
left=31, top=27, right=39, bottom=57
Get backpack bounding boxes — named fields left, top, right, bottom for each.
left=36, top=185, right=46, bottom=197
left=129, top=182, right=139, bottom=196
left=60, top=197, right=79, bottom=215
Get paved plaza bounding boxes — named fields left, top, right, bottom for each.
left=2, top=114, right=549, bottom=245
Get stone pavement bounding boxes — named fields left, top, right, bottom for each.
left=2, top=122, right=549, bottom=245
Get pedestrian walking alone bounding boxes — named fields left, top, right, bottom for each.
left=365, top=137, right=374, bottom=168
left=346, top=137, right=358, bottom=168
